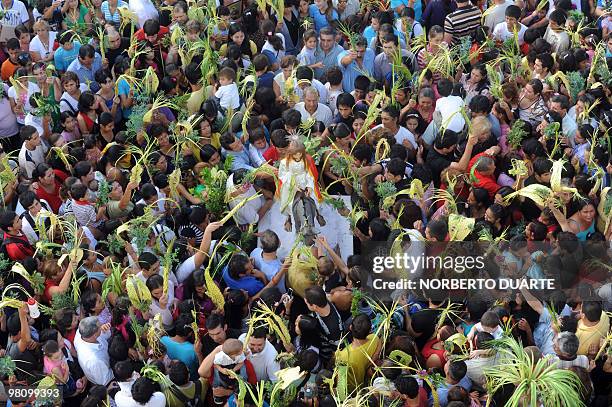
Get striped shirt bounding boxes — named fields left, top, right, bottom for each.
left=444, top=5, right=482, bottom=45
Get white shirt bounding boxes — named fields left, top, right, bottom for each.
left=128, top=0, right=159, bottom=28
left=492, top=22, right=527, bottom=44
left=484, top=0, right=513, bottom=31
left=29, top=31, right=57, bottom=59
left=435, top=95, right=465, bottom=133
left=238, top=333, right=281, bottom=382
left=24, top=112, right=47, bottom=137
left=295, top=102, right=333, bottom=127
left=294, top=78, right=329, bottom=105
left=262, top=33, right=286, bottom=63
left=215, top=83, right=240, bottom=110
left=115, top=391, right=166, bottom=407
left=74, top=329, right=114, bottom=385
left=562, top=113, right=578, bottom=145
left=8, top=82, right=41, bottom=124
left=374, top=124, right=418, bottom=149
left=226, top=174, right=263, bottom=225
left=0, top=0, right=29, bottom=27
left=59, top=84, right=89, bottom=113
left=18, top=142, right=47, bottom=179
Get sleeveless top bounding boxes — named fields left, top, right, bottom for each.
left=575, top=220, right=595, bottom=241
left=7, top=339, right=40, bottom=382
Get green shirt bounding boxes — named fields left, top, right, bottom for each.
left=163, top=379, right=208, bottom=407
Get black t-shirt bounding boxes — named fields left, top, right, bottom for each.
left=318, top=305, right=343, bottom=343
left=106, top=38, right=130, bottom=67
left=201, top=328, right=241, bottom=356
left=425, top=148, right=453, bottom=187
left=322, top=271, right=345, bottom=293
left=521, top=175, right=548, bottom=221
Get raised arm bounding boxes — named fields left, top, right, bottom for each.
left=317, top=236, right=349, bottom=277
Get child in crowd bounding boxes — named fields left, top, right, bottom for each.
left=215, top=67, right=241, bottom=110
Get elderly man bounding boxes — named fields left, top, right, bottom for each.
left=74, top=316, right=114, bottom=386
left=295, top=87, right=333, bottom=126
left=337, top=36, right=375, bottom=93
left=313, top=27, right=345, bottom=80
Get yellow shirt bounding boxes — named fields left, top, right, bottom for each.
left=576, top=311, right=610, bottom=355
left=335, top=334, right=380, bottom=392
left=187, top=87, right=206, bottom=116
left=219, top=40, right=258, bottom=58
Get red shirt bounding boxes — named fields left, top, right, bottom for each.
left=36, top=180, right=62, bottom=213
left=468, top=152, right=500, bottom=199
left=135, top=25, right=170, bottom=46
left=3, top=232, right=34, bottom=261
left=263, top=146, right=279, bottom=164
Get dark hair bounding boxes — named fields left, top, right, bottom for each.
left=168, top=361, right=190, bottom=386
left=369, top=218, right=390, bottom=241
left=78, top=91, right=96, bottom=113
left=262, top=20, right=283, bottom=51
left=205, top=313, right=226, bottom=330
left=228, top=253, right=249, bottom=279
left=114, top=360, right=135, bottom=381
left=78, top=44, right=95, bottom=59
left=143, top=19, right=161, bottom=36
left=447, top=360, right=467, bottom=382
left=437, top=79, right=453, bottom=97
left=351, top=313, right=371, bottom=340
left=131, top=377, right=156, bottom=404
left=305, top=286, right=327, bottom=307
left=426, top=219, right=448, bottom=241
left=336, top=93, right=355, bottom=109
left=20, top=125, right=38, bottom=144
left=581, top=301, right=602, bottom=322
left=138, top=252, right=159, bottom=270
left=434, top=130, right=459, bottom=150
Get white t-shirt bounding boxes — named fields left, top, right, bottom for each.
left=238, top=333, right=281, bottom=382
left=60, top=84, right=89, bottom=114
left=215, top=83, right=240, bottom=110
left=295, top=102, right=333, bottom=127
left=0, top=0, right=29, bottom=27
left=226, top=174, right=263, bottom=225
left=262, top=33, right=286, bottom=63
left=8, top=82, right=41, bottom=124
left=114, top=391, right=166, bottom=407
left=484, top=0, right=513, bottom=31
left=374, top=124, right=418, bottom=149
left=435, top=95, right=465, bottom=133
left=18, top=142, right=47, bottom=179
left=29, top=31, right=57, bottom=60
left=492, top=22, right=527, bottom=44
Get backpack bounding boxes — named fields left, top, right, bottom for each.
left=168, top=379, right=203, bottom=407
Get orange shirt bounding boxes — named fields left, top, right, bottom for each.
left=1, top=58, right=19, bottom=81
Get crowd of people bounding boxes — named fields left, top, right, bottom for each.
left=0, top=0, right=610, bottom=405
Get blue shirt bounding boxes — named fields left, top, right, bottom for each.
left=160, top=336, right=199, bottom=380
left=250, top=247, right=285, bottom=293
left=313, top=43, right=344, bottom=79
left=430, top=375, right=472, bottom=407
left=533, top=307, right=556, bottom=355
left=222, top=265, right=264, bottom=296
left=363, top=26, right=376, bottom=45
left=309, top=4, right=338, bottom=32
left=337, top=48, right=376, bottom=92
left=54, top=42, right=81, bottom=72
left=391, top=0, right=422, bottom=21
left=117, top=78, right=132, bottom=119
left=223, top=147, right=257, bottom=172
left=66, top=52, right=103, bottom=92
